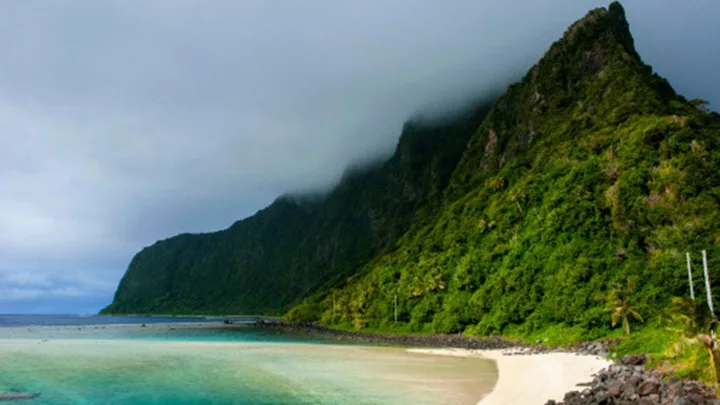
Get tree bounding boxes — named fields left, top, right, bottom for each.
left=667, top=296, right=720, bottom=384
left=689, top=98, right=711, bottom=113
left=668, top=296, right=713, bottom=337
left=607, top=281, right=643, bottom=335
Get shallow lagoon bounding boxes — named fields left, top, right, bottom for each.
left=0, top=325, right=497, bottom=405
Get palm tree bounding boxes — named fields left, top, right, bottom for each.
left=668, top=296, right=714, bottom=337
left=667, top=296, right=720, bottom=383
left=607, top=281, right=643, bottom=335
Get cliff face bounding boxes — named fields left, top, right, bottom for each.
left=287, top=2, right=720, bottom=335
left=101, top=102, right=492, bottom=315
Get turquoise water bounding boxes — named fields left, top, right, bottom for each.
left=0, top=323, right=335, bottom=343
left=0, top=314, right=229, bottom=327
left=0, top=324, right=496, bottom=405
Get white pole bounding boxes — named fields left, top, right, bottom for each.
left=703, top=250, right=715, bottom=318
left=394, top=294, right=398, bottom=323
left=688, top=252, right=696, bottom=301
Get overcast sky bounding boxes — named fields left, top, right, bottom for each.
left=0, top=1, right=718, bottom=314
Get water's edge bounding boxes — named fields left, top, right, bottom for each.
left=0, top=318, right=499, bottom=405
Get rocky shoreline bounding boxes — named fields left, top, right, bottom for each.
left=253, top=321, right=616, bottom=356
left=255, top=322, right=720, bottom=405
left=548, top=355, right=719, bottom=405
left=253, top=321, right=520, bottom=350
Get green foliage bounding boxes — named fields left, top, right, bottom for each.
left=667, top=296, right=716, bottom=338
left=607, top=280, right=644, bottom=334
left=664, top=297, right=720, bottom=384
left=285, top=301, right=322, bottom=324
left=613, top=326, right=673, bottom=359
left=292, top=3, right=720, bottom=343
left=101, top=101, right=493, bottom=315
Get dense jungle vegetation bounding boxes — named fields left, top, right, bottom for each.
left=286, top=3, right=720, bottom=341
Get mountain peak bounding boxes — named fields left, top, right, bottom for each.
left=448, top=1, right=678, bottom=195
left=552, top=1, right=638, bottom=70
left=566, top=1, right=628, bottom=37
left=565, top=6, right=609, bottom=40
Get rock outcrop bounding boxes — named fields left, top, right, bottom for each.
left=548, top=356, right=720, bottom=405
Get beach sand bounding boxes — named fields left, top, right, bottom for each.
left=409, top=348, right=611, bottom=405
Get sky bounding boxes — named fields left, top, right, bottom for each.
left=0, top=1, right=718, bottom=314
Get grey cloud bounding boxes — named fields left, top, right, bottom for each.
left=0, top=0, right=717, bottom=313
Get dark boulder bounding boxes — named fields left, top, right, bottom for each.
left=0, top=392, right=40, bottom=402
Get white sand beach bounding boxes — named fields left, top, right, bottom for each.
left=409, top=348, right=611, bottom=405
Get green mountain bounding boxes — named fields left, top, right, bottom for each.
left=105, top=1, right=720, bottom=341
left=287, top=2, right=720, bottom=336
left=101, top=102, right=493, bottom=315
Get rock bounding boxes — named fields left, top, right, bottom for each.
left=597, top=395, right=611, bottom=405
left=628, top=373, right=643, bottom=387
left=607, top=381, right=624, bottom=397
left=637, top=381, right=660, bottom=396
left=688, top=394, right=709, bottom=404
left=609, top=365, right=623, bottom=373
left=667, top=381, right=684, bottom=399
left=620, top=383, right=636, bottom=399
left=621, top=354, right=647, bottom=366
left=564, top=390, right=582, bottom=402
left=0, top=392, right=41, bottom=401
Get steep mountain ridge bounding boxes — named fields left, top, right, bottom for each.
left=287, top=2, right=720, bottom=336
left=101, top=101, right=493, bottom=315
left=449, top=2, right=677, bottom=197
left=104, top=1, right=720, bottom=341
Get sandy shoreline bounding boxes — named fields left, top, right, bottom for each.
left=0, top=322, right=609, bottom=405
left=409, top=348, right=611, bottom=405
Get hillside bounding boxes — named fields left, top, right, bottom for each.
left=287, top=2, right=720, bottom=337
left=103, top=1, right=720, bottom=338
left=101, top=102, right=492, bottom=315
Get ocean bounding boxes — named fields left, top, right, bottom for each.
left=0, top=314, right=259, bottom=327
left=0, top=315, right=496, bottom=405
